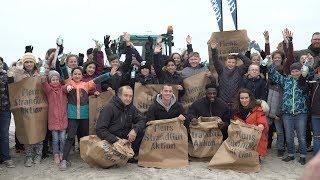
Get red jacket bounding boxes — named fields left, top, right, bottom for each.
left=234, top=106, right=269, bottom=156
left=42, top=82, right=68, bottom=131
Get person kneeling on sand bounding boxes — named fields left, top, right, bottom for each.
left=96, top=86, right=146, bottom=163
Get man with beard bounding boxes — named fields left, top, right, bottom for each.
left=295, top=32, right=320, bottom=68
left=187, top=83, right=230, bottom=140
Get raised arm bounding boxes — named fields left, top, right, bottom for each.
left=210, top=40, right=224, bottom=75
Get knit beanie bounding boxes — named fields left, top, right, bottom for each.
left=290, top=62, right=302, bottom=72
left=48, top=70, right=60, bottom=81
left=22, top=53, right=37, bottom=64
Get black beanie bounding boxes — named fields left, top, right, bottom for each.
left=290, top=62, right=302, bottom=72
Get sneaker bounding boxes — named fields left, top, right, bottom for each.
left=33, top=155, right=42, bottom=164
left=277, top=150, right=285, bottom=157
left=3, top=160, right=15, bottom=168
left=299, top=157, right=306, bottom=165
left=54, top=154, right=60, bottom=164
left=282, top=156, right=295, bottom=162
left=59, top=160, right=69, bottom=171
left=42, top=153, right=49, bottom=160
left=25, top=157, right=33, bottom=167
left=59, top=154, right=63, bottom=161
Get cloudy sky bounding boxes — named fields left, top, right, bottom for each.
left=0, top=0, right=318, bottom=65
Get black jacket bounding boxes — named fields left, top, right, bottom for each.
left=241, top=75, right=268, bottom=101
left=96, top=96, right=146, bottom=144
left=135, top=74, right=159, bottom=85
left=187, top=97, right=230, bottom=126
left=146, top=96, right=185, bottom=122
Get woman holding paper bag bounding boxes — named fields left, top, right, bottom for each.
left=7, top=53, right=44, bottom=167
left=232, top=88, right=269, bottom=157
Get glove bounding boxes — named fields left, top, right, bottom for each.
left=248, top=41, right=255, bottom=50
left=104, top=35, right=111, bottom=48
left=25, top=45, right=33, bottom=53
left=78, top=53, right=84, bottom=61
left=252, top=42, right=261, bottom=52
left=56, top=35, right=63, bottom=46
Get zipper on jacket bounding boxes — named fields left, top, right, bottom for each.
left=291, top=81, right=296, bottom=114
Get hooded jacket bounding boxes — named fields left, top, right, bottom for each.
left=96, top=96, right=146, bottom=144
left=146, top=94, right=184, bottom=121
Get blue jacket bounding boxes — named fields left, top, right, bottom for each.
left=268, top=65, right=308, bottom=115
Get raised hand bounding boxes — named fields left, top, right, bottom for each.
left=123, top=32, right=130, bottom=42
left=186, top=35, right=192, bottom=45
left=210, top=39, right=218, bottom=49
left=56, top=35, right=63, bottom=46
left=104, top=35, right=111, bottom=48
left=154, top=44, right=162, bottom=54
left=93, top=39, right=103, bottom=51
left=263, top=31, right=269, bottom=43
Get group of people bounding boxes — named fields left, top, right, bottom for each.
left=0, top=29, right=320, bottom=171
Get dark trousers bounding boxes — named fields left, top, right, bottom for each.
left=131, top=131, right=144, bottom=156
left=62, top=119, right=89, bottom=161
left=0, top=111, right=11, bottom=161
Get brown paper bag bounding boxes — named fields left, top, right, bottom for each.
left=181, top=72, right=209, bottom=110
left=138, top=118, right=188, bottom=168
left=89, top=91, right=115, bottom=135
left=80, top=135, right=134, bottom=168
left=208, top=121, right=262, bottom=173
left=189, top=117, right=223, bottom=158
left=133, top=83, right=178, bottom=113
left=207, top=30, right=249, bottom=66
left=9, top=77, right=48, bottom=144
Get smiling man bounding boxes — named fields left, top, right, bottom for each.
left=187, top=83, right=230, bottom=140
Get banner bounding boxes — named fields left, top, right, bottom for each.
left=226, top=0, right=238, bottom=30
left=189, top=117, right=223, bottom=158
left=89, top=91, right=115, bottom=135
left=138, top=118, right=188, bottom=168
left=133, top=83, right=178, bottom=113
left=208, top=121, right=262, bottom=173
left=210, top=0, right=223, bottom=32
left=181, top=71, right=209, bottom=110
left=208, top=30, right=249, bottom=65
left=9, top=77, right=48, bottom=144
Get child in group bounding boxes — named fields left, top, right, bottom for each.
left=41, top=70, right=68, bottom=164
left=7, top=53, right=44, bottom=167
left=59, top=61, right=114, bottom=170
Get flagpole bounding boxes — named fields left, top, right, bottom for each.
left=220, top=0, right=223, bottom=31
left=235, top=0, right=238, bottom=30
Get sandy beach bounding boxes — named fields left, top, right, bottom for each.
left=0, top=118, right=308, bottom=180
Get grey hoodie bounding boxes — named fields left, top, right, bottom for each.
left=156, top=94, right=177, bottom=112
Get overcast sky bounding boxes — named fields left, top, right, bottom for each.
left=0, top=0, right=318, bottom=65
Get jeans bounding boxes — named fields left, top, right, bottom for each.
left=52, top=130, right=66, bottom=155
left=283, top=114, right=307, bottom=157
left=312, top=116, right=320, bottom=155
left=63, top=119, right=89, bottom=161
left=269, top=117, right=285, bottom=151
left=0, top=111, right=11, bottom=161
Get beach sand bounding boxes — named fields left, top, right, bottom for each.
left=0, top=118, right=308, bottom=180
